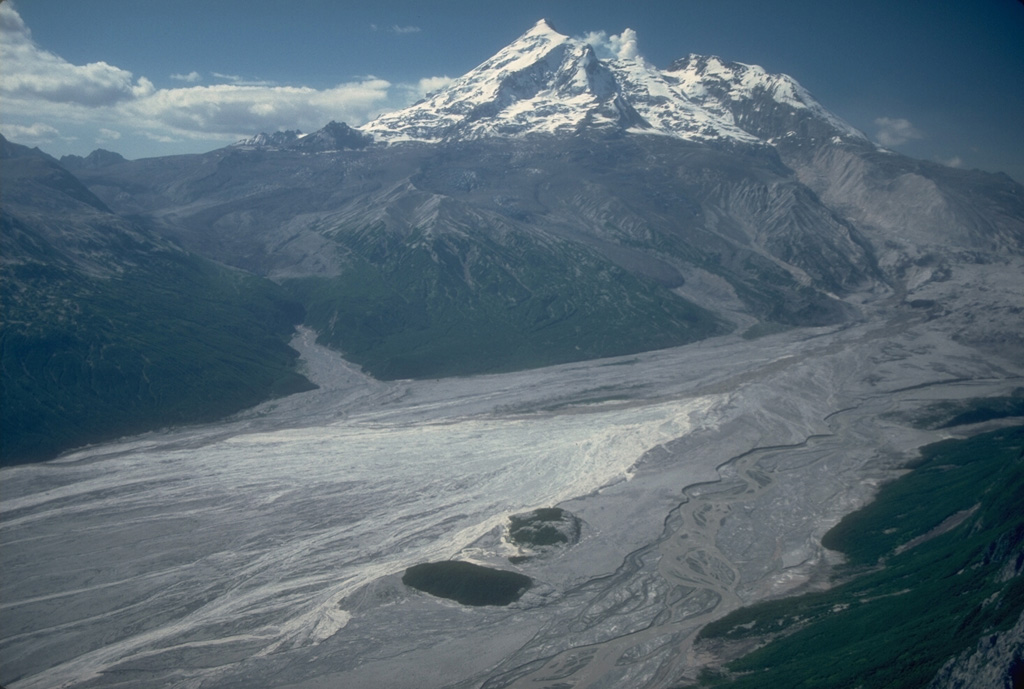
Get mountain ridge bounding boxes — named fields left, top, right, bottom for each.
left=359, top=19, right=868, bottom=149
left=0, top=134, right=314, bottom=464
left=6, top=19, right=1023, bottom=457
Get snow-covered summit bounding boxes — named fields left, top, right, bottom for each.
left=235, top=130, right=303, bottom=149
left=235, top=122, right=371, bottom=152
left=665, top=55, right=866, bottom=141
left=360, top=20, right=866, bottom=147
left=362, top=19, right=644, bottom=143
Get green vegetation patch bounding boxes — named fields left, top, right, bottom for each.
left=402, top=561, right=533, bottom=606
left=284, top=231, right=728, bottom=380
left=508, top=507, right=582, bottom=548
left=690, top=425, right=1024, bottom=689
left=909, top=389, right=1024, bottom=430
left=1, top=253, right=314, bottom=464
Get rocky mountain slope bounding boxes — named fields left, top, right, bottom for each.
left=363, top=20, right=864, bottom=147
left=0, top=136, right=313, bottom=464
left=7, top=18, right=1024, bottom=441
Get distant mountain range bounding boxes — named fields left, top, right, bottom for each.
left=3, top=19, right=1023, bottom=465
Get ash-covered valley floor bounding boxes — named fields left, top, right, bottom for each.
left=2, top=262, right=1022, bottom=689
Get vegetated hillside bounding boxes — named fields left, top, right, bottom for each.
left=72, top=133, right=890, bottom=378
left=687, top=423, right=1024, bottom=689
left=0, top=136, right=314, bottom=465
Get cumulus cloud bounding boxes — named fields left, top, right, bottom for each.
left=1, top=121, right=62, bottom=142
left=415, top=76, right=454, bottom=98
left=0, top=3, right=417, bottom=154
left=874, top=117, right=924, bottom=147
left=0, top=3, right=153, bottom=107
left=127, top=80, right=393, bottom=138
left=938, top=155, right=963, bottom=168
left=388, top=75, right=454, bottom=107
left=582, top=28, right=641, bottom=61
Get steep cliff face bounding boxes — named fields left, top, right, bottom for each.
left=928, top=611, right=1024, bottom=689
left=928, top=509, right=1024, bottom=689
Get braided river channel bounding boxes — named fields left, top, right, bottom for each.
left=3, top=307, right=1021, bottom=688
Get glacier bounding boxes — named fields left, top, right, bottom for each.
left=361, top=19, right=867, bottom=147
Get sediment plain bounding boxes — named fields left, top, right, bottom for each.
left=1, top=256, right=1022, bottom=688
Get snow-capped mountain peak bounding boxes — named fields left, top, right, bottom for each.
left=665, top=54, right=866, bottom=141
left=235, top=121, right=371, bottom=152
left=482, top=18, right=569, bottom=76
left=362, top=20, right=643, bottom=143
left=360, top=21, right=866, bottom=147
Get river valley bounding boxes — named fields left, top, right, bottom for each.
left=2, top=275, right=1022, bottom=689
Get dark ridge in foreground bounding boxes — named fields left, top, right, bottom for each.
left=687, top=425, right=1024, bottom=689
left=0, top=134, right=316, bottom=465
left=402, top=561, right=533, bottom=606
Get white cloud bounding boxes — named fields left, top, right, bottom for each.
left=171, top=71, right=202, bottom=83
left=874, top=117, right=924, bottom=147
left=0, top=1, right=26, bottom=34
left=93, top=80, right=391, bottom=146
left=2, top=121, right=62, bottom=142
left=582, top=28, right=641, bottom=61
left=211, top=72, right=277, bottom=87
left=389, top=75, right=454, bottom=107
left=415, top=76, right=454, bottom=98
left=0, top=3, right=154, bottom=107
left=371, top=23, right=422, bottom=34
left=0, top=3, right=414, bottom=155
left=611, top=28, right=639, bottom=60
left=142, top=131, right=179, bottom=144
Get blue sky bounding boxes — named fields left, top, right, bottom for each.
left=2, top=0, right=1022, bottom=181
